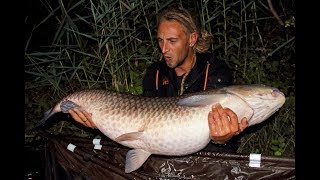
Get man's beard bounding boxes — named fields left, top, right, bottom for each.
left=165, top=54, right=188, bottom=69
left=166, top=61, right=176, bottom=68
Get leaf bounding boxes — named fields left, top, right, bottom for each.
left=274, top=151, right=282, bottom=156
left=270, top=145, right=279, bottom=151
left=279, top=142, right=286, bottom=148
left=278, top=137, right=285, bottom=143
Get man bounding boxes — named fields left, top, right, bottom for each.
left=69, top=6, right=248, bottom=152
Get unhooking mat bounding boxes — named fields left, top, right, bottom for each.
left=40, top=132, right=295, bottom=180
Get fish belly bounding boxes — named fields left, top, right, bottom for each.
left=93, top=104, right=211, bottom=156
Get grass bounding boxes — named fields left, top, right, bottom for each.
left=25, top=0, right=295, bottom=158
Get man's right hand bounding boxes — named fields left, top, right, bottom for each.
left=68, top=108, right=96, bottom=129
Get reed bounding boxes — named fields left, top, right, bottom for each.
left=25, top=0, right=295, bottom=157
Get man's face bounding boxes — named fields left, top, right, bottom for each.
left=157, top=20, right=191, bottom=68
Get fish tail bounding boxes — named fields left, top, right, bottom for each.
left=32, top=104, right=61, bottom=130
left=32, top=108, right=53, bottom=130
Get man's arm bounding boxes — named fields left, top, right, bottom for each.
left=141, top=63, right=159, bottom=97
left=205, top=54, right=248, bottom=144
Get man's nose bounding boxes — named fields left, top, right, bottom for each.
left=161, top=41, right=168, bottom=53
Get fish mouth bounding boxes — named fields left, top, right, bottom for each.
left=273, top=89, right=286, bottom=105
left=225, top=85, right=286, bottom=126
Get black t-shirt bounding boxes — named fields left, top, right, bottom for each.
left=142, top=52, right=239, bottom=153
left=142, top=52, right=232, bottom=97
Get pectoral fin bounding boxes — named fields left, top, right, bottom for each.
left=177, top=94, right=228, bottom=107
left=115, top=131, right=144, bottom=142
left=125, top=149, right=151, bottom=173
left=60, top=100, right=82, bottom=113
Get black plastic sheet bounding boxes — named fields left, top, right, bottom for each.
left=40, top=132, right=295, bottom=179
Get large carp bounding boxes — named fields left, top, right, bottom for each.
left=35, top=84, right=286, bottom=173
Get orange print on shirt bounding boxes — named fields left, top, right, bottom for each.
left=162, top=78, right=169, bottom=85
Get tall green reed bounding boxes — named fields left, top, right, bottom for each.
left=25, top=0, right=295, bottom=157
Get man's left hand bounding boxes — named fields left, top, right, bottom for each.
left=208, top=103, right=248, bottom=144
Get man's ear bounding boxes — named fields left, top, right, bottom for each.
left=189, top=32, right=198, bottom=47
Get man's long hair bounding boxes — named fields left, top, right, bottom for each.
left=158, top=6, right=213, bottom=53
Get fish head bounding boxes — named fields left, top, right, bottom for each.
left=225, top=84, right=286, bottom=126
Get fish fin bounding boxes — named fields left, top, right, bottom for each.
left=60, top=100, right=81, bottom=113
left=32, top=100, right=83, bottom=131
left=115, top=131, right=143, bottom=142
left=177, top=94, right=228, bottom=107
left=125, top=149, right=151, bottom=173
left=32, top=101, right=65, bottom=130
left=32, top=107, right=56, bottom=130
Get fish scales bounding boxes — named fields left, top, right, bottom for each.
left=35, top=84, right=286, bottom=173
left=65, top=90, right=212, bottom=154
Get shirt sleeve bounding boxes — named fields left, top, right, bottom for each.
left=206, top=56, right=233, bottom=89
left=141, top=63, right=158, bottom=97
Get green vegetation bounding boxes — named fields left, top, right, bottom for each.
left=25, top=0, right=295, bottom=158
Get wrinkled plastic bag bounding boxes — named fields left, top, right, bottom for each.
left=41, top=132, right=295, bottom=180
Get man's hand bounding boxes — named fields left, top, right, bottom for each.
left=68, top=108, right=96, bottom=129
left=208, top=103, right=248, bottom=144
